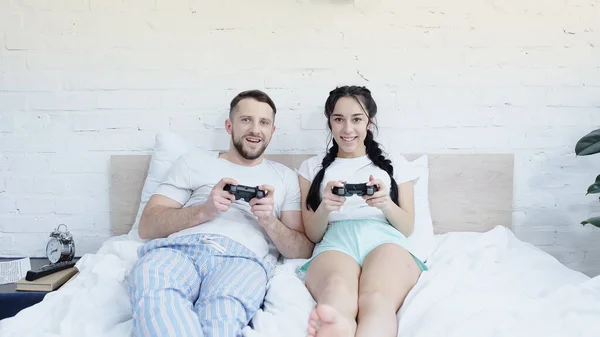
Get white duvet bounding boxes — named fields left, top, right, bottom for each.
left=1, top=226, right=599, bottom=337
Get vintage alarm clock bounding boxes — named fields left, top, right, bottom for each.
left=46, top=224, right=76, bottom=264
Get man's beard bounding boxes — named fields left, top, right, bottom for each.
left=232, top=132, right=269, bottom=160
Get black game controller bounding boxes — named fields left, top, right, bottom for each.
left=224, top=184, right=266, bottom=202
left=332, top=183, right=378, bottom=197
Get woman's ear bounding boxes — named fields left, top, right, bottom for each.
left=368, top=117, right=378, bottom=131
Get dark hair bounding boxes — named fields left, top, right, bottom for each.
left=229, top=89, right=277, bottom=119
left=306, top=85, right=399, bottom=211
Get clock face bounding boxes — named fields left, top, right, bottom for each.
left=46, top=238, right=62, bottom=264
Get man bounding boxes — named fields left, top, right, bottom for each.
left=127, top=89, right=314, bottom=337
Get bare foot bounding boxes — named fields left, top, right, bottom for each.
left=307, top=304, right=352, bottom=337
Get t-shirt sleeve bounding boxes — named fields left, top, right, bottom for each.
left=391, top=154, right=420, bottom=184
left=280, top=167, right=302, bottom=212
left=296, top=155, right=324, bottom=182
left=153, top=155, right=193, bottom=205
left=296, top=157, right=314, bottom=182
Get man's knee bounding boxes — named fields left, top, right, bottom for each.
left=196, top=278, right=267, bottom=337
left=127, top=248, right=190, bottom=296
left=127, top=257, right=147, bottom=294
left=200, top=262, right=267, bottom=320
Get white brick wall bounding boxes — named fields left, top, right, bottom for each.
left=0, top=0, right=599, bottom=276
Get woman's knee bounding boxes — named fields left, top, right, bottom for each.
left=321, top=274, right=359, bottom=315
left=306, top=273, right=358, bottom=308
left=321, top=274, right=354, bottom=295
left=357, top=290, right=395, bottom=312
left=306, top=262, right=358, bottom=293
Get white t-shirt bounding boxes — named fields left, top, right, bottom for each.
left=297, top=153, right=419, bottom=224
left=154, top=149, right=301, bottom=261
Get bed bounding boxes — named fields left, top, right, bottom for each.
left=1, top=133, right=599, bottom=337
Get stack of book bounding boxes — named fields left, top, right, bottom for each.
left=15, top=267, right=79, bottom=292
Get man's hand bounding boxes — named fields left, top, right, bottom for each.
left=250, top=184, right=276, bottom=228
left=203, top=177, right=238, bottom=221
left=363, top=175, right=394, bottom=211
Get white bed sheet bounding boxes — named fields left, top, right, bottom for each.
left=1, top=226, right=599, bottom=337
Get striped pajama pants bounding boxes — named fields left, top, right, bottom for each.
left=127, top=234, right=270, bottom=337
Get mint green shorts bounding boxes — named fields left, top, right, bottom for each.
left=298, top=219, right=428, bottom=276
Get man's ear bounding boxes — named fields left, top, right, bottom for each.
left=225, top=119, right=233, bottom=134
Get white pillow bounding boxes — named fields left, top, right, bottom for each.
left=402, top=155, right=437, bottom=264
left=126, top=130, right=190, bottom=242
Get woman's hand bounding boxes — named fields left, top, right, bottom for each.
left=363, top=175, right=394, bottom=211
left=319, top=180, right=346, bottom=213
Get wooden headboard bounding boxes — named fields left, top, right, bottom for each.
left=109, top=153, right=514, bottom=236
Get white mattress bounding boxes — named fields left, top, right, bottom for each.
left=1, top=226, right=599, bottom=337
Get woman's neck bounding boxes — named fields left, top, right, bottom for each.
left=337, top=146, right=367, bottom=158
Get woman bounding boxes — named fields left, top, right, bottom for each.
left=296, top=85, right=428, bottom=337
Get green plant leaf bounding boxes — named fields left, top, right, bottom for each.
left=581, top=216, right=600, bottom=228
left=587, top=183, right=600, bottom=195
left=575, top=129, right=600, bottom=156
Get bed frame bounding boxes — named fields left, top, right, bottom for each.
left=109, top=153, right=514, bottom=236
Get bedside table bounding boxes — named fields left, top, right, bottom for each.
left=0, top=258, right=75, bottom=321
